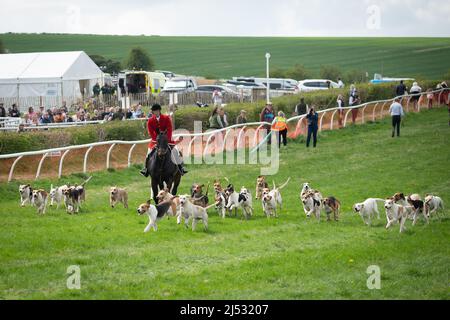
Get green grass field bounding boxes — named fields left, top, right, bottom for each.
left=2, top=34, right=450, bottom=79
left=0, top=108, right=449, bottom=300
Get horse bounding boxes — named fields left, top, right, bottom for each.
left=147, top=131, right=182, bottom=203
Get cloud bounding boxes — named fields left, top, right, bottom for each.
left=0, top=0, right=449, bottom=36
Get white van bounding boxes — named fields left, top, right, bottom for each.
left=161, top=77, right=198, bottom=93
left=295, top=79, right=339, bottom=93
left=232, top=77, right=298, bottom=90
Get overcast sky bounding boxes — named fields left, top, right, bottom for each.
left=1, top=0, right=450, bottom=37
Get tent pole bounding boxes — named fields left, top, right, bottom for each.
left=61, top=78, right=64, bottom=108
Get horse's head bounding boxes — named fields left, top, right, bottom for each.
left=156, top=130, right=169, bottom=157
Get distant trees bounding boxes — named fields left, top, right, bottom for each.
left=90, top=54, right=122, bottom=74
left=319, top=65, right=342, bottom=82
left=124, top=47, right=155, bottom=71
left=269, top=64, right=312, bottom=80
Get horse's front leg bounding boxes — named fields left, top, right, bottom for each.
left=151, top=179, right=159, bottom=204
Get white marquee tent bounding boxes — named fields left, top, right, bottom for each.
left=0, top=51, right=103, bottom=106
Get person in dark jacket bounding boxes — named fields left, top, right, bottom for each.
left=396, top=81, right=407, bottom=97
left=306, top=107, right=319, bottom=148
left=0, top=103, right=6, bottom=118
left=260, top=103, right=275, bottom=145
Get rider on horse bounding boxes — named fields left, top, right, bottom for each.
left=140, top=104, right=188, bottom=177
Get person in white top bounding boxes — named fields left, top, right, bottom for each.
left=337, top=78, right=345, bottom=88
left=409, top=82, right=422, bottom=111
left=212, top=89, right=223, bottom=106
left=336, top=94, right=345, bottom=127
left=389, top=98, right=405, bottom=138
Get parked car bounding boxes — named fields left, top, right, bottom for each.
left=233, top=77, right=298, bottom=91
left=196, top=85, right=239, bottom=95
left=161, top=77, right=198, bottom=93
left=295, top=79, right=339, bottom=93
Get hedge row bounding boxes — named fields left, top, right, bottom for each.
left=0, top=80, right=443, bottom=154
left=174, top=80, right=443, bottom=131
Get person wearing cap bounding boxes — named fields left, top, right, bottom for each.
left=271, top=111, right=288, bottom=147
left=236, top=110, right=248, bottom=124
left=140, top=104, right=188, bottom=177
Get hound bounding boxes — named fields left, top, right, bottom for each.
left=225, top=185, right=254, bottom=220
left=392, top=193, right=415, bottom=218
left=262, top=177, right=291, bottom=218
left=384, top=198, right=409, bottom=233
left=406, top=196, right=429, bottom=226
left=110, top=187, right=129, bottom=209
left=255, top=176, right=269, bottom=200
left=213, top=180, right=229, bottom=218
left=31, top=189, right=48, bottom=215
left=300, top=183, right=323, bottom=217
left=62, top=186, right=83, bottom=214
left=353, top=198, right=385, bottom=226
left=323, top=197, right=341, bottom=221
left=156, top=188, right=181, bottom=217
left=49, top=184, right=68, bottom=209
left=137, top=199, right=174, bottom=232
left=301, top=191, right=322, bottom=220
left=191, top=183, right=209, bottom=207
left=178, top=195, right=216, bottom=231
left=424, top=195, right=444, bottom=218
left=19, top=184, right=33, bottom=207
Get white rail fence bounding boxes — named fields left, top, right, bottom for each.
left=0, top=88, right=448, bottom=183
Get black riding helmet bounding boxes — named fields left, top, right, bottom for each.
left=151, top=104, right=162, bottom=111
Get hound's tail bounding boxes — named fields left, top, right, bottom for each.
left=80, top=176, right=93, bottom=187
left=205, top=202, right=220, bottom=211
left=275, top=177, right=291, bottom=191
left=374, top=198, right=386, bottom=203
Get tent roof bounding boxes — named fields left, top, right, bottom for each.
left=0, top=51, right=103, bottom=83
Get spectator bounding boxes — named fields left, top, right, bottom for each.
left=389, top=98, right=404, bottom=138
left=306, top=107, right=319, bottom=148
left=349, top=89, right=361, bottom=124
left=272, top=111, right=288, bottom=148
left=93, top=83, right=101, bottom=97
left=112, top=108, right=125, bottom=121
left=426, top=89, right=434, bottom=109
left=91, top=109, right=100, bottom=121
left=260, top=102, right=275, bottom=145
left=27, top=107, right=36, bottom=119
left=106, top=107, right=116, bottom=121
left=212, top=89, right=223, bottom=106
left=295, top=98, right=308, bottom=116
left=337, top=78, right=345, bottom=88
left=46, top=109, right=54, bottom=122
left=236, top=110, right=248, bottom=124
left=336, top=94, right=345, bottom=127
left=53, top=111, right=65, bottom=123
left=437, top=81, right=449, bottom=105
left=38, top=105, right=45, bottom=114
left=16, top=123, right=25, bottom=133
left=396, top=80, right=407, bottom=97
left=31, top=113, right=39, bottom=125
left=39, top=111, right=52, bottom=124
left=326, top=80, right=331, bottom=89
left=209, top=106, right=225, bottom=129
left=101, top=84, right=110, bottom=95
left=0, top=103, right=6, bottom=118
left=61, top=101, right=68, bottom=113
left=9, top=104, right=20, bottom=117
left=409, top=82, right=422, bottom=111
left=125, top=107, right=133, bottom=119
left=77, top=109, right=87, bottom=122
left=132, top=105, right=144, bottom=119
left=219, top=107, right=228, bottom=127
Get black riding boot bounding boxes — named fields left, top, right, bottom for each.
left=178, top=163, right=188, bottom=176
left=140, top=153, right=152, bottom=177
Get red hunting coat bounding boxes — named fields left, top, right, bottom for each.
left=147, top=114, right=176, bottom=149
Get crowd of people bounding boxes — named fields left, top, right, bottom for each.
left=0, top=100, right=148, bottom=130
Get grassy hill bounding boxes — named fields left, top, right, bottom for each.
left=2, top=33, right=450, bottom=79
left=0, top=107, right=449, bottom=299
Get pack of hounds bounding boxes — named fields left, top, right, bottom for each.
left=19, top=176, right=444, bottom=234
